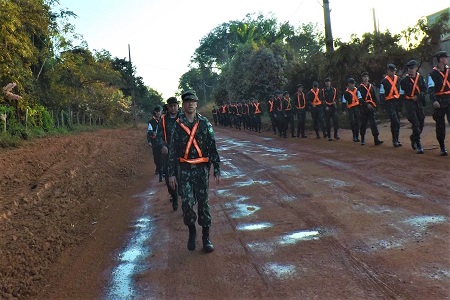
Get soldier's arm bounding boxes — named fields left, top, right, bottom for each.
left=206, top=120, right=221, bottom=178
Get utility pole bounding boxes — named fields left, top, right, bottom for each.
left=128, top=44, right=137, bottom=128
left=323, top=0, right=334, bottom=52
left=372, top=8, right=378, bottom=34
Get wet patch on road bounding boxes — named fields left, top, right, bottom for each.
left=263, top=263, right=296, bottom=279
left=319, top=159, right=351, bottom=170
left=376, top=178, right=423, bottom=198
left=232, top=179, right=270, bottom=187
left=237, top=222, right=273, bottom=231
left=224, top=202, right=261, bottom=218
left=278, top=230, right=320, bottom=245
left=321, top=178, right=353, bottom=188
left=106, top=188, right=156, bottom=300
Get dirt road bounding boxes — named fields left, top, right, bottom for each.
left=0, top=119, right=449, bottom=299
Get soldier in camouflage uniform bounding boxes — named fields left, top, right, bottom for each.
left=168, top=91, right=221, bottom=253
left=156, top=97, right=180, bottom=211
left=147, top=105, right=163, bottom=181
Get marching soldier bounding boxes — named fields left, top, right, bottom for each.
left=321, top=78, right=340, bottom=141
left=294, top=84, right=308, bottom=138
left=267, top=94, right=278, bottom=135
left=342, top=78, right=362, bottom=142
left=281, top=91, right=295, bottom=138
left=156, top=97, right=180, bottom=211
left=358, top=72, right=383, bottom=146
left=400, top=60, right=428, bottom=154
left=168, top=91, right=221, bottom=253
left=380, top=64, right=402, bottom=147
left=253, top=98, right=263, bottom=133
left=212, top=105, right=219, bottom=126
left=307, top=81, right=327, bottom=139
left=147, top=105, right=163, bottom=180
left=428, top=50, right=449, bottom=156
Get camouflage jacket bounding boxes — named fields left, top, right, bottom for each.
left=167, top=112, right=221, bottom=177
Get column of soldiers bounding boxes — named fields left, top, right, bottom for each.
left=215, top=98, right=263, bottom=132
left=213, top=50, right=449, bottom=156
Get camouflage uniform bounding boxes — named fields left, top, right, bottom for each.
left=167, top=112, right=220, bottom=227
left=307, top=82, right=326, bottom=138
left=156, top=98, right=180, bottom=210
left=358, top=72, right=383, bottom=146
left=147, top=107, right=162, bottom=179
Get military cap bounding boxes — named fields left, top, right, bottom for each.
left=435, top=50, right=448, bottom=59
left=297, top=83, right=303, bottom=88
left=283, top=91, right=289, bottom=96
left=406, top=60, right=419, bottom=68
left=181, top=90, right=199, bottom=102
left=361, top=71, right=369, bottom=77
left=387, top=64, right=397, bottom=71
left=153, top=105, right=162, bottom=112
left=312, top=81, right=319, bottom=87
left=167, top=97, right=178, bottom=104
left=324, top=78, right=331, bottom=82
left=348, top=77, right=355, bottom=83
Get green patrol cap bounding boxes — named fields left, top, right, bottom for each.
left=181, top=91, right=199, bottom=102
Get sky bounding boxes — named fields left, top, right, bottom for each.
left=56, top=0, right=449, bottom=99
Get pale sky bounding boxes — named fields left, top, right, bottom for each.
left=57, top=0, right=449, bottom=99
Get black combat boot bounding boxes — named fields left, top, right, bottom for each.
left=416, top=140, right=424, bottom=154
left=393, top=133, right=401, bottom=147
left=410, top=136, right=417, bottom=150
left=360, top=135, right=365, bottom=145
left=187, top=225, right=196, bottom=251
left=202, top=227, right=214, bottom=253
left=334, top=129, right=340, bottom=140
left=439, top=141, right=448, bottom=156
left=327, top=131, right=332, bottom=141
left=374, top=136, right=384, bottom=146
left=315, top=131, right=321, bottom=139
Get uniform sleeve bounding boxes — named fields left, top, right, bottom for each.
left=167, top=124, right=179, bottom=177
left=206, top=120, right=221, bottom=177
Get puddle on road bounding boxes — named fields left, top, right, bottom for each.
left=402, top=215, right=447, bottom=228
left=232, top=179, right=270, bottom=187
left=247, top=229, right=323, bottom=253
left=377, top=180, right=423, bottom=198
left=279, top=230, right=320, bottom=245
left=106, top=189, right=155, bottom=300
left=237, top=222, right=273, bottom=231
left=321, top=178, right=353, bottom=188
left=263, top=263, right=296, bottom=279
left=319, top=159, right=351, bottom=170
left=226, top=203, right=261, bottom=218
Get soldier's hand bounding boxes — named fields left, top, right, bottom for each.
left=161, top=145, right=168, bottom=155
left=169, top=176, right=177, bottom=190
left=433, top=101, right=440, bottom=108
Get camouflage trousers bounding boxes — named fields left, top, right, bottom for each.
left=178, top=163, right=211, bottom=227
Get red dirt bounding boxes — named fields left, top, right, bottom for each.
left=0, top=119, right=449, bottom=299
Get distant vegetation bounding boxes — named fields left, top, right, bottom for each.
left=1, top=1, right=449, bottom=147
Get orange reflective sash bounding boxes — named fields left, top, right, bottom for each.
left=321, top=88, right=337, bottom=105
left=284, top=97, right=292, bottom=111
left=161, top=115, right=167, bottom=143
left=433, top=67, right=450, bottom=95
left=268, top=99, right=274, bottom=112
left=310, top=89, right=321, bottom=105
left=360, top=83, right=377, bottom=107
left=176, top=119, right=209, bottom=164
left=346, top=88, right=360, bottom=108
left=385, top=75, right=399, bottom=100
left=405, top=73, right=421, bottom=100
left=296, top=92, right=306, bottom=109
left=254, top=102, right=261, bottom=114
left=221, top=105, right=227, bottom=113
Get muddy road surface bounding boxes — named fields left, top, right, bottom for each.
left=1, top=120, right=449, bottom=299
